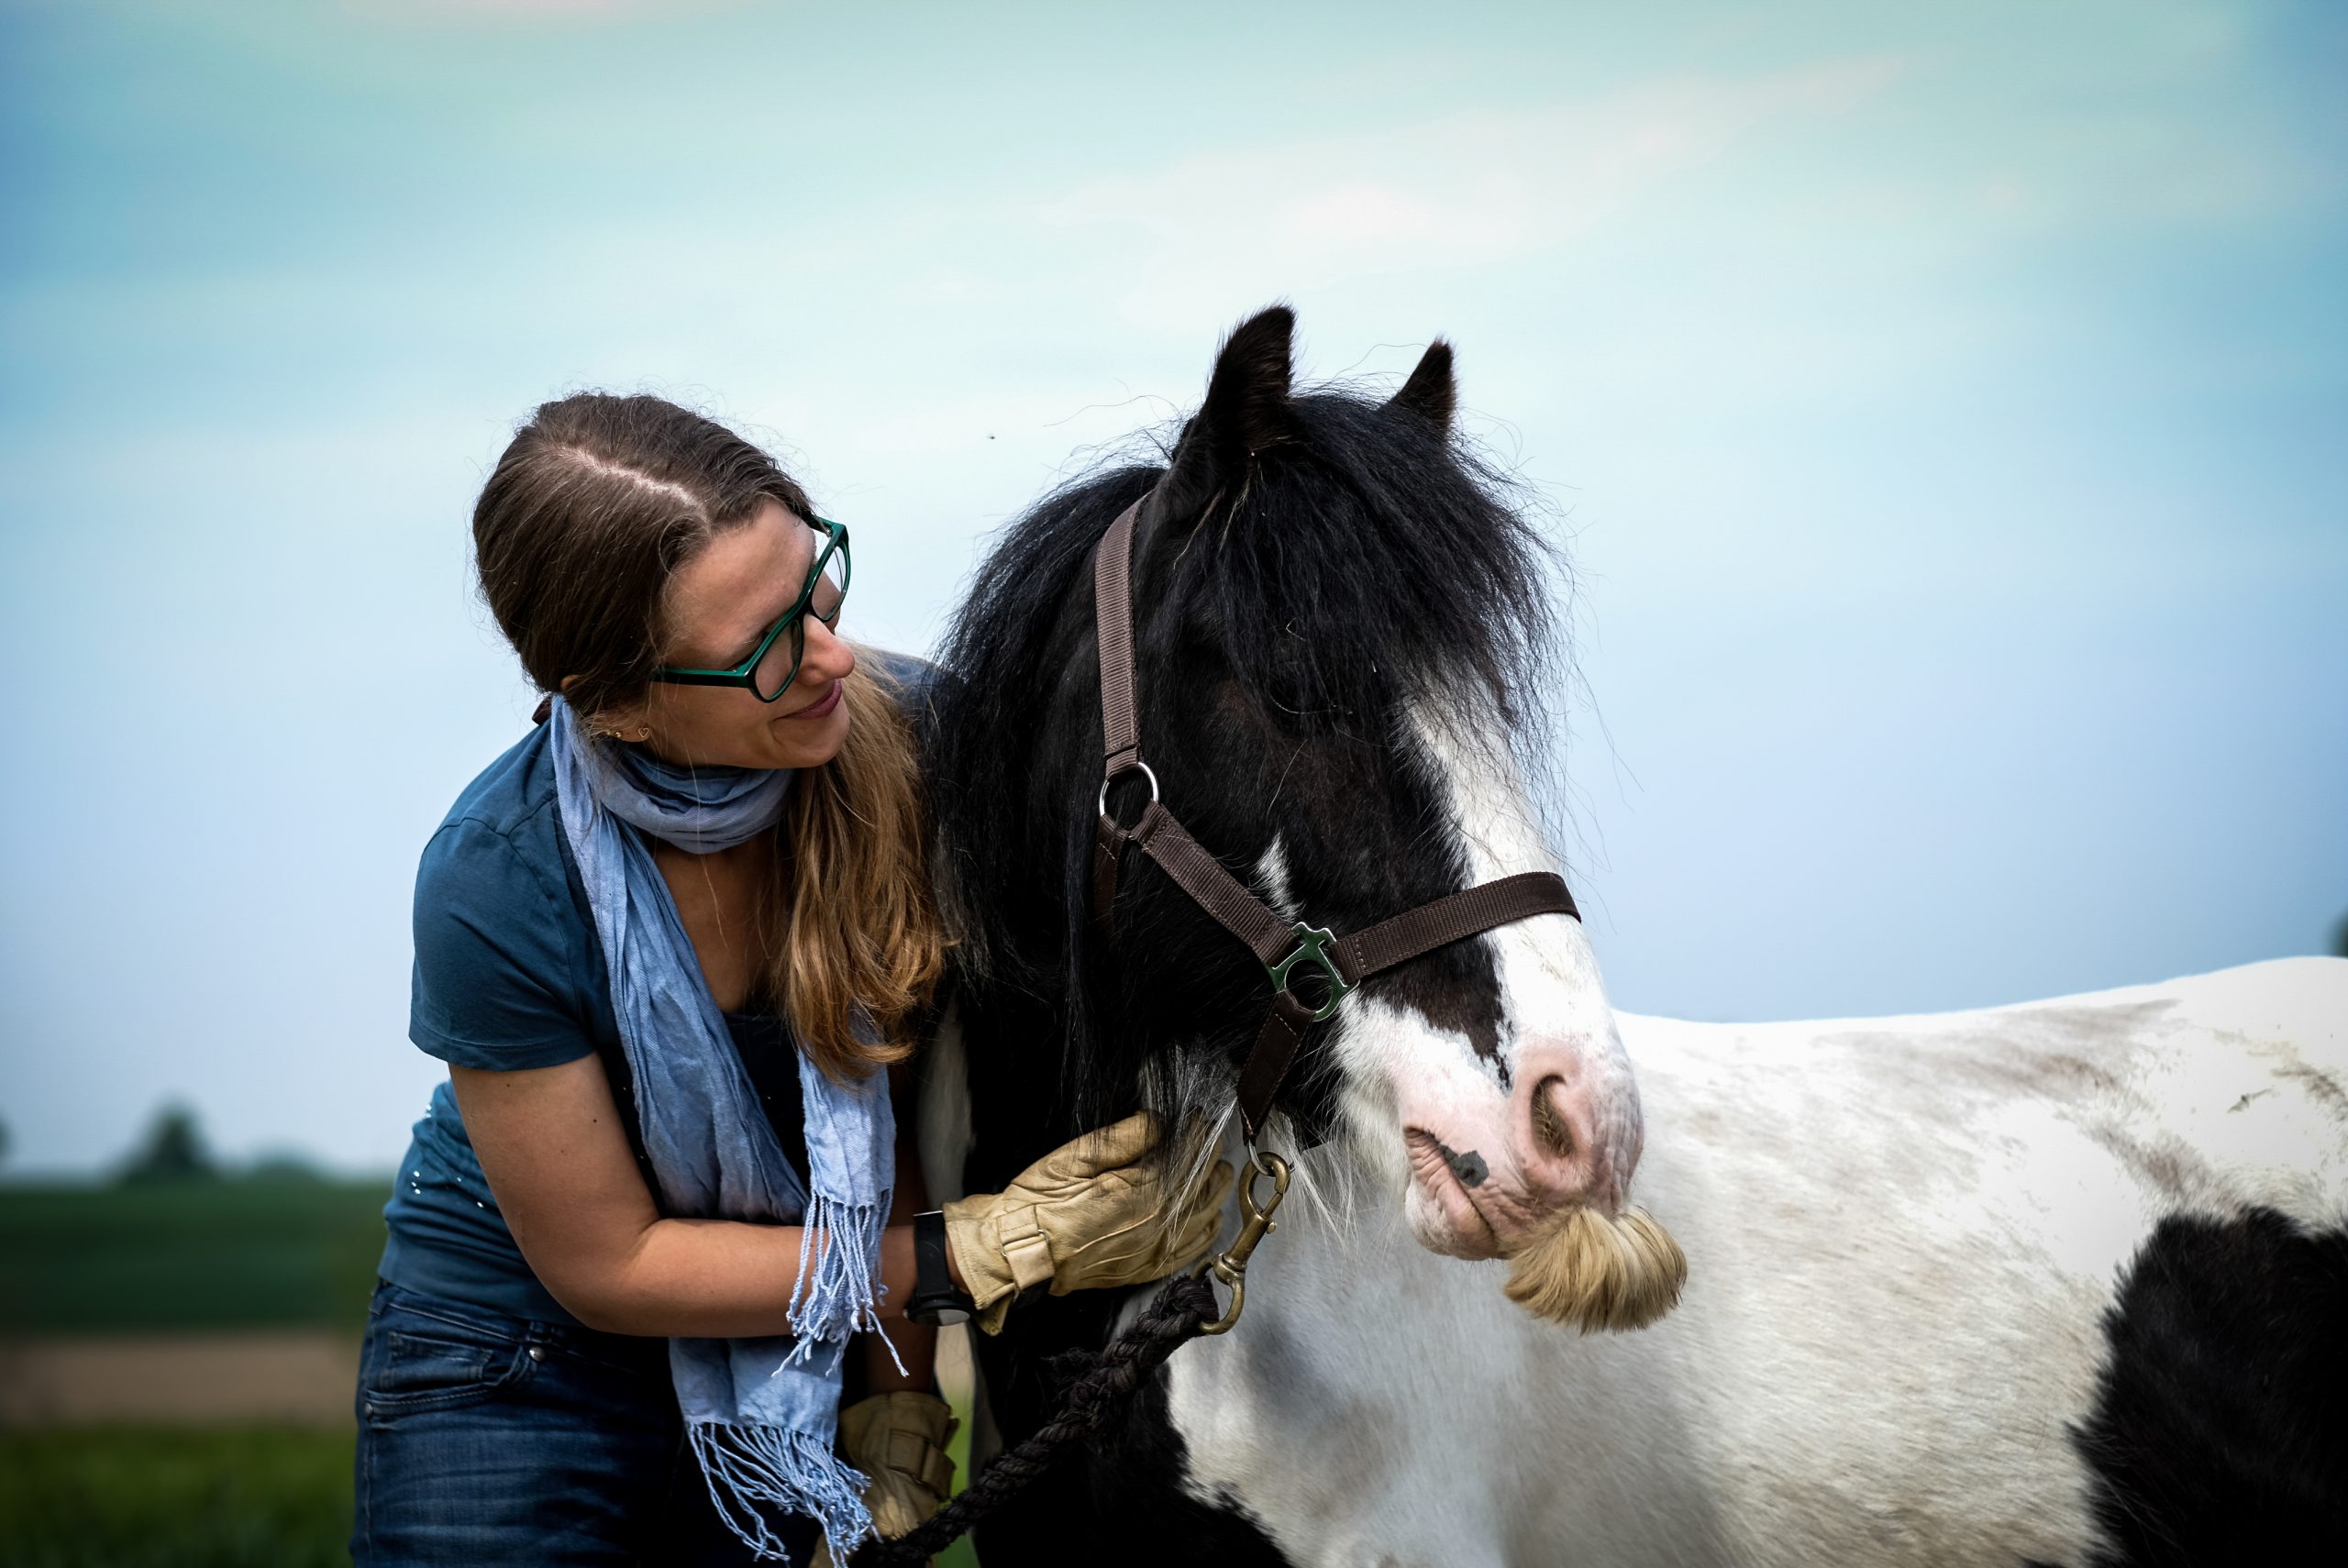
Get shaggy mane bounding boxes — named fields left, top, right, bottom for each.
left=927, top=382, right=1570, bottom=1130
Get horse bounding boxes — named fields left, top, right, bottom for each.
left=915, top=305, right=2348, bottom=1567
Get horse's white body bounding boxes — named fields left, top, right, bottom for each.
left=1157, top=957, right=2348, bottom=1568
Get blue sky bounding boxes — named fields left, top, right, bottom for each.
left=2, top=0, right=2342, bottom=1175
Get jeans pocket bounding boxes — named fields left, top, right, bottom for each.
left=360, top=1301, right=534, bottom=1422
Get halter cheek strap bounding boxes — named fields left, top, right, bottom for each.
left=1087, top=496, right=1581, bottom=1142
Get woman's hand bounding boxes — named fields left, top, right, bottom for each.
left=942, top=1112, right=1234, bottom=1333
left=810, top=1390, right=958, bottom=1567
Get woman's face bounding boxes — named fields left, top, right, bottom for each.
left=596, top=498, right=857, bottom=772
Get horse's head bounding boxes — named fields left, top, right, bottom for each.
left=933, top=306, right=1681, bottom=1331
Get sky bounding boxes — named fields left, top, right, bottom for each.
left=0, top=0, right=2342, bottom=1176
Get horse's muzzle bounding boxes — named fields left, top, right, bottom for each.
left=1399, top=1040, right=1640, bottom=1257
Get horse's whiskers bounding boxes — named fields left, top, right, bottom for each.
left=1258, top=1134, right=1364, bottom=1240
left=1501, top=1205, right=1687, bottom=1333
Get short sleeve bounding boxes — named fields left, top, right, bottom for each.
left=409, top=816, right=598, bottom=1072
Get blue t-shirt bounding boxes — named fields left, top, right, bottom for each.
left=379, top=717, right=623, bottom=1323
left=380, top=655, right=936, bottom=1325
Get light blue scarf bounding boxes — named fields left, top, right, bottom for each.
left=548, top=697, right=893, bottom=1563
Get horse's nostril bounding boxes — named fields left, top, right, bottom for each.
left=1531, top=1077, right=1575, bottom=1161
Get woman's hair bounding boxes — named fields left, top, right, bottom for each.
left=472, top=392, right=943, bottom=1079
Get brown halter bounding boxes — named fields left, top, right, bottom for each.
left=1087, top=495, right=1582, bottom=1142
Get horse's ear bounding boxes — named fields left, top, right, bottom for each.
left=1387, top=338, right=1455, bottom=435
left=1161, top=304, right=1295, bottom=526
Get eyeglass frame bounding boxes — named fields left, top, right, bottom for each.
left=648, top=516, right=850, bottom=702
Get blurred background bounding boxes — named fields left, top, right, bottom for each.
left=1, top=1, right=2342, bottom=1562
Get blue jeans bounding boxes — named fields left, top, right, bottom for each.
left=351, top=1282, right=817, bottom=1566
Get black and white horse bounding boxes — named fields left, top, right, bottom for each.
left=918, top=306, right=2348, bottom=1567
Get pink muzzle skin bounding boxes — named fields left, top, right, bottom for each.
left=1400, top=1041, right=1642, bottom=1259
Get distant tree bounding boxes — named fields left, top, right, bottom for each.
left=2334, top=911, right=2348, bottom=960
left=117, top=1102, right=219, bottom=1184
left=0, top=1114, right=10, bottom=1172
left=248, top=1150, right=326, bottom=1184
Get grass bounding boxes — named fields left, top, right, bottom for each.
left=0, top=1180, right=983, bottom=1562
left=0, top=1179, right=389, bottom=1337
left=0, top=1425, right=979, bottom=1568
left=0, top=1427, right=354, bottom=1568
left=938, top=1406, right=981, bottom=1568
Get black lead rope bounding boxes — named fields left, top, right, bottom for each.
left=847, top=1151, right=1289, bottom=1562
left=849, top=1275, right=1222, bottom=1566
left=850, top=1153, right=1290, bottom=1563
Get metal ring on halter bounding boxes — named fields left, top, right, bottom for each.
left=1098, top=761, right=1159, bottom=820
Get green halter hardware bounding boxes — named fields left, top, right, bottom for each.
left=1266, top=924, right=1352, bottom=1024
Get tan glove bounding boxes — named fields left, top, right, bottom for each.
left=811, top=1390, right=957, bottom=1568
left=943, top=1112, right=1235, bottom=1334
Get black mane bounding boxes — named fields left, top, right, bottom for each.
left=928, top=368, right=1567, bottom=1138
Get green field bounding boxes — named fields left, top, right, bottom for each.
left=0, top=1178, right=389, bottom=1337
left=0, top=1180, right=980, bottom=1565
left=0, top=1428, right=355, bottom=1568
left=0, top=1425, right=980, bottom=1568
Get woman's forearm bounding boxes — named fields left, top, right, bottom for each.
left=866, top=1315, right=937, bottom=1393
left=864, top=1066, right=940, bottom=1389
left=456, top=1058, right=965, bottom=1343
left=563, top=1214, right=926, bottom=1339
left=459, top=1059, right=953, bottom=1340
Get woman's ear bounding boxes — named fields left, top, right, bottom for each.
left=563, top=675, right=651, bottom=742
left=596, top=704, right=654, bottom=744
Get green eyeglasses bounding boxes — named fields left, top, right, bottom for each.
left=651, top=517, right=850, bottom=702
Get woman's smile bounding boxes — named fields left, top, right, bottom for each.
left=781, top=679, right=843, bottom=722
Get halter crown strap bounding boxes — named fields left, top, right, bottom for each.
left=1088, top=493, right=1580, bottom=1142
left=1094, top=501, right=1145, bottom=780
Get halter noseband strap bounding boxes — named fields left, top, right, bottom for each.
left=1087, top=496, right=1582, bottom=1142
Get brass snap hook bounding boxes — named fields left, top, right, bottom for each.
left=1191, top=1150, right=1291, bottom=1335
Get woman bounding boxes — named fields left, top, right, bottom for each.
left=357, top=393, right=1230, bottom=1566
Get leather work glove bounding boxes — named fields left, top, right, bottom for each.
left=811, top=1390, right=958, bottom=1568
left=943, top=1112, right=1235, bottom=1334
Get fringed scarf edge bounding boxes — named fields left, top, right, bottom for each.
left=690, top=1419, right=875, bottom=1564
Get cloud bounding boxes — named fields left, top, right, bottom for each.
left=1034, top=57, right=1907, bottom=326
left=360, top=0, right=729, bottom=16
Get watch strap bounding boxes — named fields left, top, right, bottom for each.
left=907, top=1209, right=976, bottom=1325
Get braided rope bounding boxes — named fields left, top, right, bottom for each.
left=852, top=1275, right=1221, bottom=1566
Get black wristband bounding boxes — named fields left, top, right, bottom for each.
left=905, top=1209, right=975, bottom=1327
